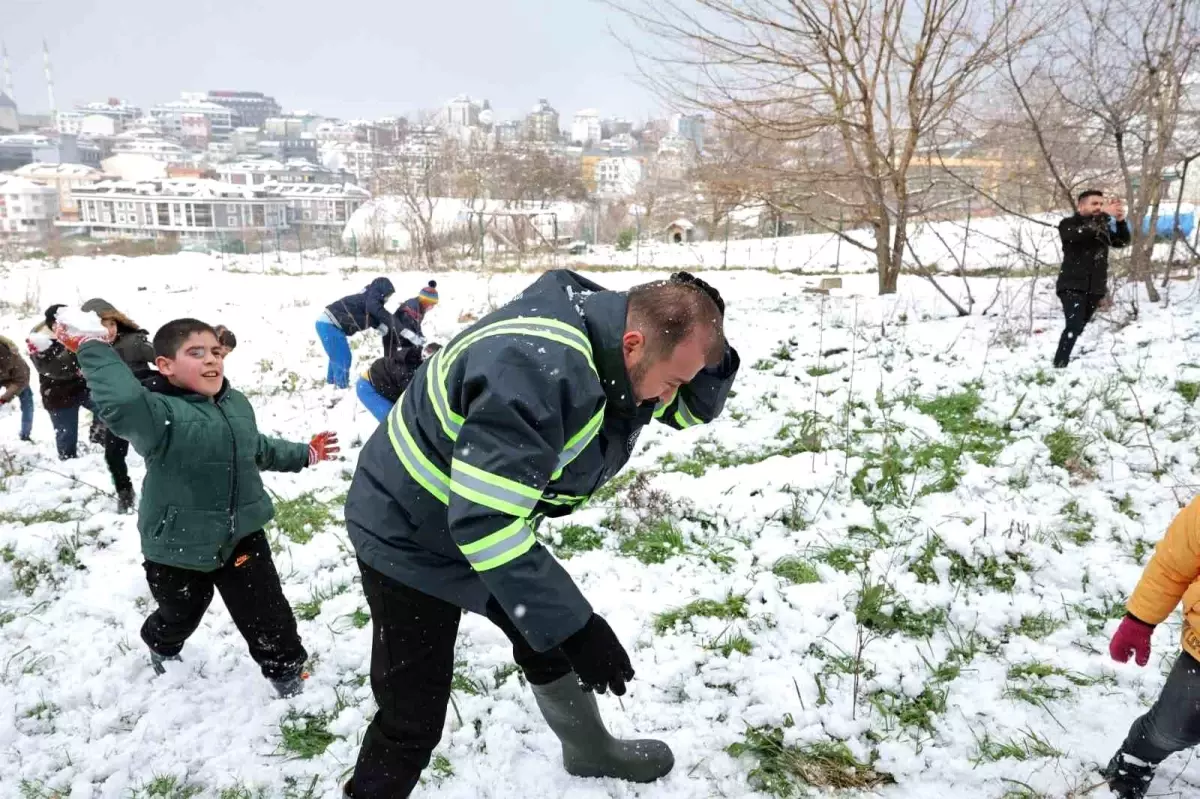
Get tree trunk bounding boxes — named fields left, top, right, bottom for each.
left=875, top=222, right=898, bottom=294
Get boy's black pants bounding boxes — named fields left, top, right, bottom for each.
left=351, top=558, right=573, bottom=799
left=140, top=531, right=306, bottom=682
left=1121, top=650, right=1200, bottom=764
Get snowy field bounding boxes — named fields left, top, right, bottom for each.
left=3, top=252, right=1200, bottom=798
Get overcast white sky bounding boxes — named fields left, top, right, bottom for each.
left=3, top=0, right=660, bottom=123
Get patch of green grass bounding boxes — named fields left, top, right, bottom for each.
left=431, top=753, right=454, bottom=781
left=1073, top=595, right=1128, bottom=635
left=350, top=608, right=370, bottom=629
left=772, top=557, right=820, bottom=585
left=0, top=507, right=77, bottom=526
left=1115, top=493, right=1140, bottom=520
left=18, top=780, right=70, bottom=799
left=1022, top=369, right=1055, bottom=387
left=972, top=727, right=1063, bottom=763
left=1176, top=380, right=1200, bottom=404
left=660, top=418, right=826, bottom=478
left=591, top=469, right=641, bottom=503
left=1007, top=613, right=1063, bottom=641
left=270, top=492, right=337, bottom=544
left=1061, top=500, right=1096, bottom=545
left=617, top=518, right=688, bottom=564
left=139, top=776, right=204, bottom=799
left=753, top=358, right=778, bottom=371
left=814, top=546, right=858, bottom=574
left=277, top=711, right=337, bottom=759
left=218, top=785, right=268, bottom=799
left=705, top=629, right=754, bottom=657
left=8, top=554, right=57, bottom=597
left=806, top=364, right=842, bottom=378
left=23, top=700, right=58, bottom=722
left=726, top=725, right=893, bottom=795
left=855, top=581, right=946, bottom=638
left=773, top=342, right=795, bottom=362
left=1043, top=427, right=1093, bottom=476
left=452, top=660, right=487, bottom=696
left=868, top=685, right=947, bottom=733
left=552, top=524, right=605, bottom=558
left=654, top=593, right=749, bottom=634
left=293, top=580, right=350, bottom=622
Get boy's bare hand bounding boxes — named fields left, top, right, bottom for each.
left=308, top=431, right=340, bottom=465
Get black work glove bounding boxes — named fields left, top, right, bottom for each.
left=559, top=614, right=635, bottom=696
left=670, top=271, right=724, bottom=316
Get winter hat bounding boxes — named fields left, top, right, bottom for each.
left=80, top=297, right=117, bottom=316
left=44, top=304, right=66, bottom=328
left=418, top=280, right=439, bottom=306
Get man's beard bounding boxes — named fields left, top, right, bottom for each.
left=629, top=357, right=651, bottom=402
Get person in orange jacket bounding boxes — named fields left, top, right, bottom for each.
left=1104, top=501, right=1200, bottom=797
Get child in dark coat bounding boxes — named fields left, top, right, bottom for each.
left=355, top=343, right=440, bottom=422
left=57, top=315, right=340, bottom=696
left=318, top=277, right=395, bottom=389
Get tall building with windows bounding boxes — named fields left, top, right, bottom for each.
left=571, top=109, right=602, bottom=146
left=207, top=91, right=281, bottom=128
left=525, top=99, right=560, bottom=142
left=669, top=113, right=705, bottom=152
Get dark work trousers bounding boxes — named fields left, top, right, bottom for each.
left=1054, top=290, right=1102, bottom=367
left=351, top=559, right=573, bottom=799
left=1121, top=650, right=1200, bottom=765
left=140, top=531, right=307, bottom=682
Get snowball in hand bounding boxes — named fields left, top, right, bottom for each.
left=55, top=307, right=108, bottom=335
left=27, top=331, right=54, bottom=352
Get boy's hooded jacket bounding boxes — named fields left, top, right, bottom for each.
left=325, top=278, right=395, bottom=335
left=76, top=341, right=310, bottom=571
left=1127, top=497, right=1200, bottom=662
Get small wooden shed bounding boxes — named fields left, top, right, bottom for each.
left=665, top=218, right=695, bottom=244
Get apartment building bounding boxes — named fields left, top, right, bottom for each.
left=266, top=182, right=370, bottom=230
left=0, top=175, right=59, bottom=238
left=206, top=91, right=281, bottom=128
left=73, top=179, right=288, bottom=240
left=217, top=158, right=343, bottom=185
left=150, top=93, right=234, bottom=142
left=13, top=162, right=105, bottom=219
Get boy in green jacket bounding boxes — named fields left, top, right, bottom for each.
left=55, top=316, right=340, bottom=697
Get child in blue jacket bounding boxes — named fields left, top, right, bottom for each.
left=317, top=278, right=395, bottom=388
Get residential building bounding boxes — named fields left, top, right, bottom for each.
left=231, top=127, right=261, bottom=155
left=594, top=156, right=644, bottom=197
left=217, top=158, right=344, bottom=185
left=13, top=162, right=105, bottom=219
left=73, top=179, right=289, bottom=240
left=206, top=141, right=236, bottom=162
left=266, top=182, right=369, bottom=230
left=0, top=133, right=101, bottom=171
left=0, top=174, right=59, bottom=237
left=493, top=120, right=521, bottom=145
left=669, top=113, right=705, bottom=152
left=525, top=99, right=560, bottom=142
left=314, top=121, right=357, bottom=144
left=0, top=92, right=17, bottom=134
left=150, top=93, right=234, bottom=142
left=254, top=135, right=318, bottom=163
left=446, top=95, right=482, bottom=130
left=571, top=109, right=602, bottom=146
left=265, top=116, right=304, bottom=139
left=77, top=100, right=142, bottom=130
left=207, top=91, right=281, bottom=128
left=603, top=117, right=633, bottom=138
left=320, top=140, right=379, bottom=184
left=110, top=136, right=187, bottom=163
left=58, top=101, right=141, bottom=136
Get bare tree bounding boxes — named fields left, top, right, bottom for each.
left=612, top=0, right=1041, bottom=294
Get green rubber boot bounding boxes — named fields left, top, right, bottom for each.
left=531, top=673, right=674, bottom=783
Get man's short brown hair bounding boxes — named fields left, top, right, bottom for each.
left=626, top=280, right=725, bottom=366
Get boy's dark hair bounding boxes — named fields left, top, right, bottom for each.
left=217, top=327, right=237, bottom=350
left=153, top=318, right=218, bottom=359
left=1078, top=189, right=1104, bottom=203
left=626, top=280, right=725, bottom=366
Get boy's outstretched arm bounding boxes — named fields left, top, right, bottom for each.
left=75, top=341, right=171, bottom=457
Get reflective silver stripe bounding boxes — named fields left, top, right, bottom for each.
left=461, top=524, right=535, bottom=569
left=388, top=402, right=450, bottom=503
left=450, top=462, right=540, bottom=517
left=676, top=398, right=703, bottom=428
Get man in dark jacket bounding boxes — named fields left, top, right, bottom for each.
left=317, top=277, right=396, bottom=389
left=58, top=316, right=339, bottom=695
left=1054, top=189, right=1131, bottom=368
left=383, top=280, right=438, bottom=356
left=0, top=334, right=33, bottom=442
left=342, top=269, right=739, bottom=798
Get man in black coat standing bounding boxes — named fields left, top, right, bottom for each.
left=1054, top=189, right=1131, bottom=368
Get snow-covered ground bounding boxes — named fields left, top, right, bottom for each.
left=3, top=252, right=1200, bottom=798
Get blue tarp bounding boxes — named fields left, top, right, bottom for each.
left=1142, top=210, right=1195, bottom=238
